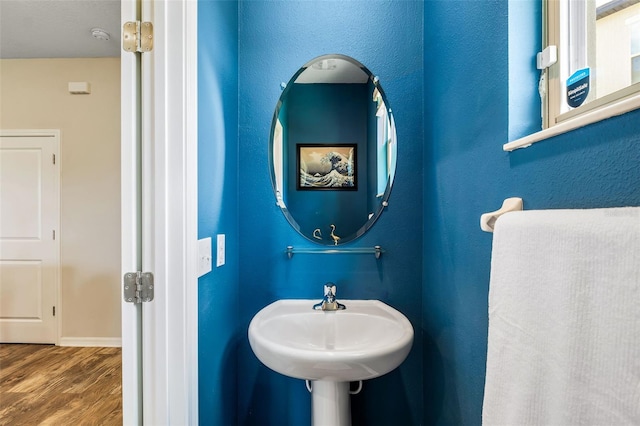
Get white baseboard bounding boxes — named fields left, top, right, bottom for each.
left=59, top=336, right=122, bottom=347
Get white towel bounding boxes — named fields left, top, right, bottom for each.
left=483, top=207, right=640, bottom=426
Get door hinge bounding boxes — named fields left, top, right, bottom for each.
left=123, top=21, right=154, bottom=53
left=123, top=272, right=154, bottom=304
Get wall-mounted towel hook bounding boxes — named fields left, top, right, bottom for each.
left=480, top=197, right=523, bottom=232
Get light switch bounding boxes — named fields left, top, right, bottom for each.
left=197, top=237, right=212, bottom=277
left=216, top=234, right=225, bottom=267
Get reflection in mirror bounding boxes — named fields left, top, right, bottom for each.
left=270, top=54, right=397, bottom=245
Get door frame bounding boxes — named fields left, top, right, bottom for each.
left=0, top=129, right=61, bottom=346
left=121, top=0, right=199, bottom=424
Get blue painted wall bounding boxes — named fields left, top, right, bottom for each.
left=198, top=1, right=239, bottom=425
left=237, top=1, right=424, bottom=425
left=423, top=1, right=640, bottom=425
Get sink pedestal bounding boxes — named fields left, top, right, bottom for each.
left=310, top=381, right=351, bottom=426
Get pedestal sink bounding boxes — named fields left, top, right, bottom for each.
left=248, top=299, right=414, bottom=425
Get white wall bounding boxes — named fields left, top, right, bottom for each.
left=0, top=58, right=121, bottom=345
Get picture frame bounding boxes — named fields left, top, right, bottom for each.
left=296, top=143, right=357, bottom=190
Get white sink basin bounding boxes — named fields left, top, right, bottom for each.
left=248, top=299, right=414, bottom=382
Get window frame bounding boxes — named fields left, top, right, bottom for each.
left=504, top=0, right=640, bottom=151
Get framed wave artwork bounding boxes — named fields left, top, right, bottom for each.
left=296, top=144, right=357, bottom=191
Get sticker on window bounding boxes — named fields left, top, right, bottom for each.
left=566, top=68, right=590, bottom=108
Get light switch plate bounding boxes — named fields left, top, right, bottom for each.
left=216, top=234, right=225, bottom=267
left=197, top=237, right=212, bottom=277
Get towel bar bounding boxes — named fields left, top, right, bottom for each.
left=480, top=197, right=523, bottom=232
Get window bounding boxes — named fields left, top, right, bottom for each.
left=631, top=19, right=640, bottom=83
left=373, top=88, right=390, bottom=198
left=505, top=0, right=640, bottom=150
left=548, top=0, right=640, bottom=124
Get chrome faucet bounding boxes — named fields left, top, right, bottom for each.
left=313, top=283, right=346, bottom=311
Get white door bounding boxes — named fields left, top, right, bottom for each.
left=120, top=0, right=199, bottom=424
left=0, top=132, right=59, bottom=344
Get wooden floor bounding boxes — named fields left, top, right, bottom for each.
left=0, top=344, right=122, bottom=426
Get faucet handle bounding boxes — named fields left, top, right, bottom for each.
left=324, top=282, right=336, bottom=297
left=312, top=282, right=346, bottom=311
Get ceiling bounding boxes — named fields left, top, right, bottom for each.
left=294, top=57, right=369, bottom=84
left=0, top=0, right=121, bottom=59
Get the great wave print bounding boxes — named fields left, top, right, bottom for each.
left=297, top=144, right=356, bottom=190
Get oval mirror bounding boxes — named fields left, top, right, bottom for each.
left=269, top=54, right=397, bottom=246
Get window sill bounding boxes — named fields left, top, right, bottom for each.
left=504, top=92, right=640, bottom=151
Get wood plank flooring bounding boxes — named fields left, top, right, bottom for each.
left=0, top=344, right=121, bottom=425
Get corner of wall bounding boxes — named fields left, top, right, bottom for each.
left=507, top=0, right=543, bottom=140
